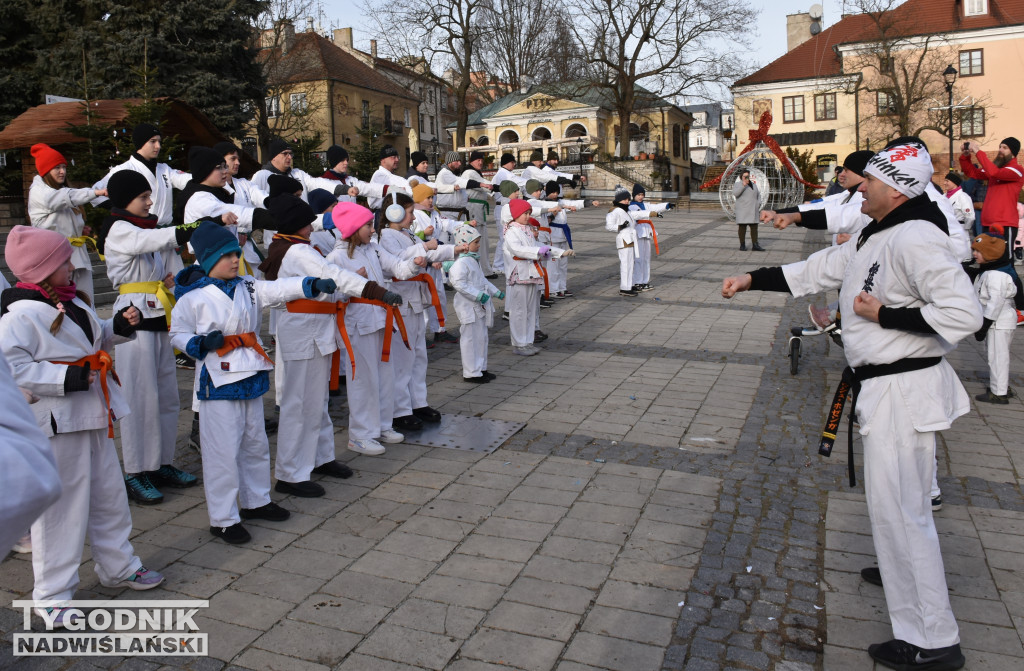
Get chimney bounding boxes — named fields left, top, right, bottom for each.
left=371, top=40, right=378, bottom=59
left=334, top=27, right=353, bottom=50
left=305, top=17, right=314, bottom=33
left=279, top=20, right=296, bottom=53
left=786, top=12, right=813, bottom=51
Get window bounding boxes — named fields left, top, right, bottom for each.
left=384, top=105, right=393, bottom=131
left=265, top=96, right=281, bottom=118
left=959, top=49, right=983, bottom=76
left=965, top=0, right=988, bottom=16
left=879, top=55, right=895, bottom=74
left=404, top=108, right=411, bottom=127
left=361, top=100, right=370, bottom=128
left=876, top=91, right=897, bottom=116
left=428, top=89, right=434, bottom=104
left=782, top=96, right=804, bottom=123
left=672, top=124, right=681, bottom=157
left=419, top=113, right=424, bottom=133
left=289, top=92, right=307, bottom=113
left=429, top=116, right=435, bottom=135
left=814, top=93, right=837, bottom=121
left=961, top=107, right=985, bottom=137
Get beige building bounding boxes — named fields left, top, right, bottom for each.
left=453, top=82, right=693, bottom=193
left=732, top=0, right=1024, bottom=178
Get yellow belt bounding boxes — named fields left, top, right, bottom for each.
left=67, top=236, right=104, bottom=261
left=118, top=281, right=175, bottom=328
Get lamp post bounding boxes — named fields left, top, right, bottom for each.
left=576, top=136, right=583, bottom=193
left=943, top=64, right=958, bottom=169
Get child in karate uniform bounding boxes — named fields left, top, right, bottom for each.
left=628, top=184, right=675, bottom=292
left=971, top=234, right=1021, bottom=404
left=0, top=226, right=164, bottom=626
left=607, top=189, right=650, bottom=298
left=449, top=224, right=504, bottom=382
left=258, top=194, right=400, bottom=498
left=97, top=170, right=200, bottom=504
left=378, top=193, right=466, bottom=432
left=325, top=202, right=428, bottom=454
left=171, top=221, right=338, bottom=543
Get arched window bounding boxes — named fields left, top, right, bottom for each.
left=564, top=123, right=588, bottom=138
left=672, top=124, right=681, bottom=157
left=498, top=129, right=520, bottom=144
left=475, top=136, right=489, bottom=146
left=531, top=126, right=552, bottom=141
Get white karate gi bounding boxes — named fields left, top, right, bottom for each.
left=367, top=167, right=412, bottom=211
left=413, top=209, right=461, bottom=333
left=781, top=212, right=982, bottom=650
left=490, top=167, right=527, bottom=272
left=462, top=168, right=494, bottom=274
left=170, top=275, right=307, bottom=527
left=449, top=255, right=501, bottom=377
left=325, top=240, right=422, bottom=440
left=606, top=207, right=647, bottom=291
left=974, top=270, right=1017, bottom=396
left=0, top=295, right=142, bottom=603
left=103, top=221, right=181, bottom=474
left=628, top=201, right=669, bottom=286
left=378, top=228, right=453, bottom=416
left=224, top=176, right=269, bottom=275
left=272, top=244, right=367, bottom=483
left=503, top=219, right=566, bottom=347
left=28, top=175, right=98, bottom=299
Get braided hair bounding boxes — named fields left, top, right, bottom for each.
left=37, top=279, right=90, bottom=335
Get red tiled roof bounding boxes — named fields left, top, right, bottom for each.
left=734, top=0, right=1024, bottom=87
left=263, top=32, right=419, bottom=103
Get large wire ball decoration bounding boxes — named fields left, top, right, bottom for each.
left=718, top=142, right=804, bottom=217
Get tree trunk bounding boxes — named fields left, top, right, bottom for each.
left=617, top=107, right=632, bottom=159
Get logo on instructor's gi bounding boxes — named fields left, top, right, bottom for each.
left=862, top=262, right=880, bottom=292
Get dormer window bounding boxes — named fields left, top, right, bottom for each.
left=965, top=0, right=987, bottom=16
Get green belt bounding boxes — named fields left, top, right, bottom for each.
left=468, top=198, right=490, bottom=217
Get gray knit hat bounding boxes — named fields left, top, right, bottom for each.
left=444, top=151, right=461, bottom=164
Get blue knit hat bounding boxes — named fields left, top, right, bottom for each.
left=191, top=221, right=241, bottom=274
left=308, top=188, right=337, bottom=214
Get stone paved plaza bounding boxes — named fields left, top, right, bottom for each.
left=2, top=207, right=1023, bottom=670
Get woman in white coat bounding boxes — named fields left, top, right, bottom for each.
left=27, top=143, right=106, bottom=300
left=1, top=226, right=164, bottom=626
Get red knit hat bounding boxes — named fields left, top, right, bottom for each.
left=31, top=143, right=67, bottom=176
left=507, top=199, right=531, bottom=221
left=4, top=226, right=73, bottom=284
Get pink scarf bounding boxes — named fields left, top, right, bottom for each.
left=16, top=282, right=77, bottom=303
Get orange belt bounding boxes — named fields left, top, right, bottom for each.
left=394, top=273, right=445, bottom=328
left=52, top=351, right=120, bottom=438
left=538, top=226, right=552, bottom=234
left=513, top=257, right=549, bottom=300
left=637, top=219, right=659, bottom=255
left=215, top=332, right=274, bottom=366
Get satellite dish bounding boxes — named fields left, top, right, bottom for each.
left=809, top=3, right=823, bottom=19
left=810, top=21, right=822, bottom=35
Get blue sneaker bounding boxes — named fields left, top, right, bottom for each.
left=35, top=605, right=79, bottom=629
left=124, top=474, right=163, bottom=505
left=149, top=465, right=198, bottom=488
left=102, top=566, right=165, bottom=591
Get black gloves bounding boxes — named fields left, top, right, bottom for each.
left=64, top=363, right=91, bottom=393
left=466, top=179, right=482, bottom=189
left=382, top=291, right=403, bottom=306
left=202, top=330, right=225, bottom=352
left=175, top=221, right=201, bottom=246
left=666, top=202, right=676, bottom=210
left=313, top=279, right=337, bottom=295
left=975, top=318, right=993, bottom=341
left=112, top=306, right=138, bottom=337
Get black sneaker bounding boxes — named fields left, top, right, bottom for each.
left=175, top=353, right=196, bottom=369
left=435, top=330, right=459, bottom=344
left=534, top=330, right=548, bottom=342
left=562, top=290, right=574, bottom=297
left=619, top=289, right=638, bottom=297
left=312, top=460, right=354, bottom=479
left=867, top=639, right=964, bottom=670
left=752, top=243, right=765, bottom=251
left=739, top=243, right=747, bottom=251
left=149, top=464, right=198, bottom=488
left=125, top=474, right=164, bottom=505
left=239, top=502, right=291, bottom=521
left=210, top=523, right=251, bottom=544
left=975, top=390, right=1009, bottom=404
left=464, top=375, right=489, bottom=383
left=553, top=291, right=566, bottom=299
left=482, top=371, right=497, bottom=381
left=502, top=312, right=510, bottom=321
left=265, top=415, right=279, bottom=434
left=861, top=566, right=883, bottom=586
left=539, top=300, right=553, bottom=308
left=274, top=480, right=325, bottom=498
left=931, top=496, right=943, bottom=511
left=393, top=414, right=424, bottom=432
left=412, top=406, right=441, bottom=423
left=639, top=284, right=653, bottom=292
left=188, top=414, right=200, bottom=452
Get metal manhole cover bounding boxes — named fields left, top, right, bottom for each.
left=401, top=414, right=524, bottom=453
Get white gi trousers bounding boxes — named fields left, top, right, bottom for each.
left=492, top=213, right=506, bottom=272
left=633, top=237, right=653, bottom=285
left=423, top=269, right=448, bottom=334
left=32, top=430, right=140, bottom=602
left=468, top=202, right=492, bottom=275
left=507, top=283, right=538, bottom=347
left=72, top=268, right=94, bottom=303
left=275, top=353, right=336, bottom=483
left=863, top=382, right=959, bottom=649
left=115, top=330, right=178, bottom=474
left=391, top=310, right=428, bottom=417
left=199, top=398, right=272, bottom=528
left=549, top=242, right=570, bottom=293
left=460, top=319, right=488, bottom=377
left=618, top=247, right=636, bottom=290
left=347, top=329, right=395, bottom=440
left=986, top=328, right=1014, bottom=396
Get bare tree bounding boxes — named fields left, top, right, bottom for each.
left=566, top=0, right=755, bottom=158
left=362, top=0, right=486, bottom=148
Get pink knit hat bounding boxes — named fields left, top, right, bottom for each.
left=332, top=201, right=374, bottom=240
left=4, top=226, right=73, bottom=284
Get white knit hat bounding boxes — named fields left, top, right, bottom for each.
left=864, top=140, right=934, bottom=198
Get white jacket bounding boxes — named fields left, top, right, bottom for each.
left=368, top=167, right=412, bottom=210
left=103, top=221, right=180, bottom=320
left=27, top=176, right=96, bottom=271
left=184, top=191, right=258, bottom=231
left=251, top=167, right=340, bottom=204
left=449, top=256, right=500, bottom=326
left=170, top=276, right=307, bottom=407
left=225, top=176, right=268, bottom=210
left=628, top=201, right=669, bottom=240
left=325, top=240, right=422, bottom=335
left=378, top=228, right=451, bottom=315
left=94, top=156, right=191, bottom=226
left=434, top=167, right=468, bottom=211
left=974, top=270, right=1018, bottom=329
left=946, top=188, right=975, bottom=231
left=606, top=207, right=647, bottom=257
left=491, top=167, right=526, bottom=206
left=522, top=164, right=572, bottom=184
left=503, top=223, right=565, bottom=282
left=0, top=297, right=132, bottom=437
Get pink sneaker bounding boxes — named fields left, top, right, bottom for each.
left=101, top=566, right=164, bottom=591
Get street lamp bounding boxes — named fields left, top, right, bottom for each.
left=943, top=64, right=958, bottom=168
left=576, top=135, right=583, bottom=193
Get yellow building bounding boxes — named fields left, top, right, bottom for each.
left=732, top=0, right=1024, bottom=178
left=452, top=82, right=693, bottom=194
left=251, top=23, right=420, bottom=168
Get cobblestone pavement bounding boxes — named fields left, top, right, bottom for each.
left=1, top=207, right=1022, bottom=670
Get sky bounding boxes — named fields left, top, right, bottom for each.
left=316, top=0, right=854, bottom=102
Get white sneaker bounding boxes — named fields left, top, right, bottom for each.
left=379, top=429, right=404, bottom=444
left=513, top=346, right=538, bottom=356
left=12, top=534, right=31, bottom=554
left=348, top=438, right=386, bottom=455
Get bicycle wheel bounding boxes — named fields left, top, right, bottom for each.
left=789, top=337, right=801, bottom=375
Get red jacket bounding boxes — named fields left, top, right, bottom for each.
left=959, top=151, right=1024, bottom=233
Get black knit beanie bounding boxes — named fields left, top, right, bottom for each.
left=632, top=183, right=646, bottom=197
left=268, top=174, right=302, bottom=198
left=214, top=141, right=239, bottom=158
left=500, top=153, right=516, bottom=166
left=107, top=170, right=152, bottom=208
left=326, top=145, right=349, bottom=166
left=189, top=146, right=225, bottom=182
left=266, top=194, right=316, bottom=234
left=268, top=138, right=291, bottom=158
left=132, top=123, right=160, bottom=150
left=842, top=150, right=874, bottom=177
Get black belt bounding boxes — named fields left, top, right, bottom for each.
left=617, top=223, right=630, bottom=231
left=820, top=356, right=942, bottom=487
